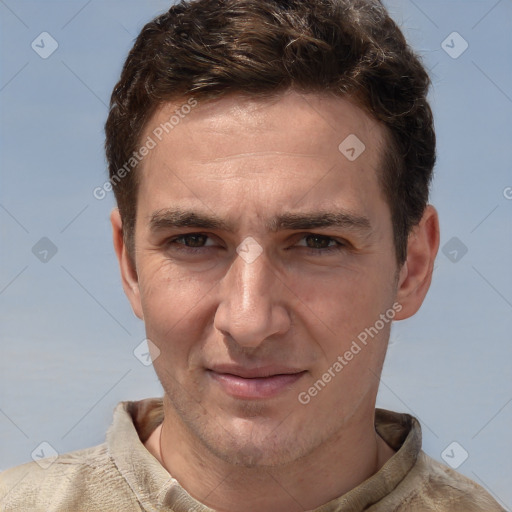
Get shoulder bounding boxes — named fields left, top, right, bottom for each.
left=0, top=443, right=137, bottom=512
left=381, top=450, right=506, bottom=511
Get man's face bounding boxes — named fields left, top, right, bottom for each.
left=125, top=91, right=402, bottom=466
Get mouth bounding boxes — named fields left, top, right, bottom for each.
left=207, top=365, right=307, bottom=400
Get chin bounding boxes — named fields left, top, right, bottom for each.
left=208, top=433, right=302, bottom=468
left=161, top=379, right=326, bottom=468
left=196, top=415, right=316, bottom=468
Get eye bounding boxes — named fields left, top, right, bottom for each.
left=296, top=234, right=346, bottom=253
left=166, top=233, right=217, bottom=253
left=173, top=233, right=211, bottom=248
left=303, top=234, right=336, bottom=249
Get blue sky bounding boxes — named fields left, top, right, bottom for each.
left=1, top=0, right=511, bottom=508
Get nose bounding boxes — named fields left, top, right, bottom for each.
left=214, top=244, right=291, bottom=348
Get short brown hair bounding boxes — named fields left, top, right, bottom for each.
left=105, top=0, right=435, bottom=264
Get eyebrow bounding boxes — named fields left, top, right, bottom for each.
left=148, top=207, right=372, bottom=235
left=149, top=208, right=232, bottom=232
left=267, top=212, right=372, bottom=233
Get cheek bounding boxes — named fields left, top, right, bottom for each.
left=137, top=258, right=215, bottom=344
left=290, top=265, right=369, bottom=316
left=291, top=264, right=395, bottom=354
left=139, top=256, right=207, bottom=304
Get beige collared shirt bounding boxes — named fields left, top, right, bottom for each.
left=0, top=398, right=505, bottom=511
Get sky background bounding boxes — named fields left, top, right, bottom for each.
left=1, top=0, right=511, bottom=508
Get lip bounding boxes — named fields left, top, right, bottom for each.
left=207, top=365, right=307, bottom=400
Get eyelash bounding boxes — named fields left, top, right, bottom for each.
left=168, top=234, right=212, bottom=254
left=295, top=234, right=346, bottom=254
left=166, top=233, right=347, bottom=255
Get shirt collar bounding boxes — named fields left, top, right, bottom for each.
left=107, top=398, right=421, bottom=511
left=107, top=398, right=212, bottom=511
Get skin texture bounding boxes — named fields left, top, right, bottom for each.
left=111, top=91, right=440, bottom=512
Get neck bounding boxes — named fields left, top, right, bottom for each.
left=145, top=402, right=395, bottom=512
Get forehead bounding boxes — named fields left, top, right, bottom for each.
left=137, top=91, right=389, bottom=225
left=144, top=91, right=384, bottom=157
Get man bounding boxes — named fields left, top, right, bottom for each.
left=0, top=0, right=505, bottom=510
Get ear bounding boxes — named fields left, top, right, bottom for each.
left=394, top=205, right=440, bottom=320
left=111, top=208, right=144, bottom=319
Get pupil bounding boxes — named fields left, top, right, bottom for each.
left=186, top=234, right=206, bottom=247
left=307, top=235, right=329, bottom=249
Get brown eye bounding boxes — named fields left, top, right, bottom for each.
left=176, top=234, right=209, bottom=247
left=304, top=234, right=335, bottom=249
